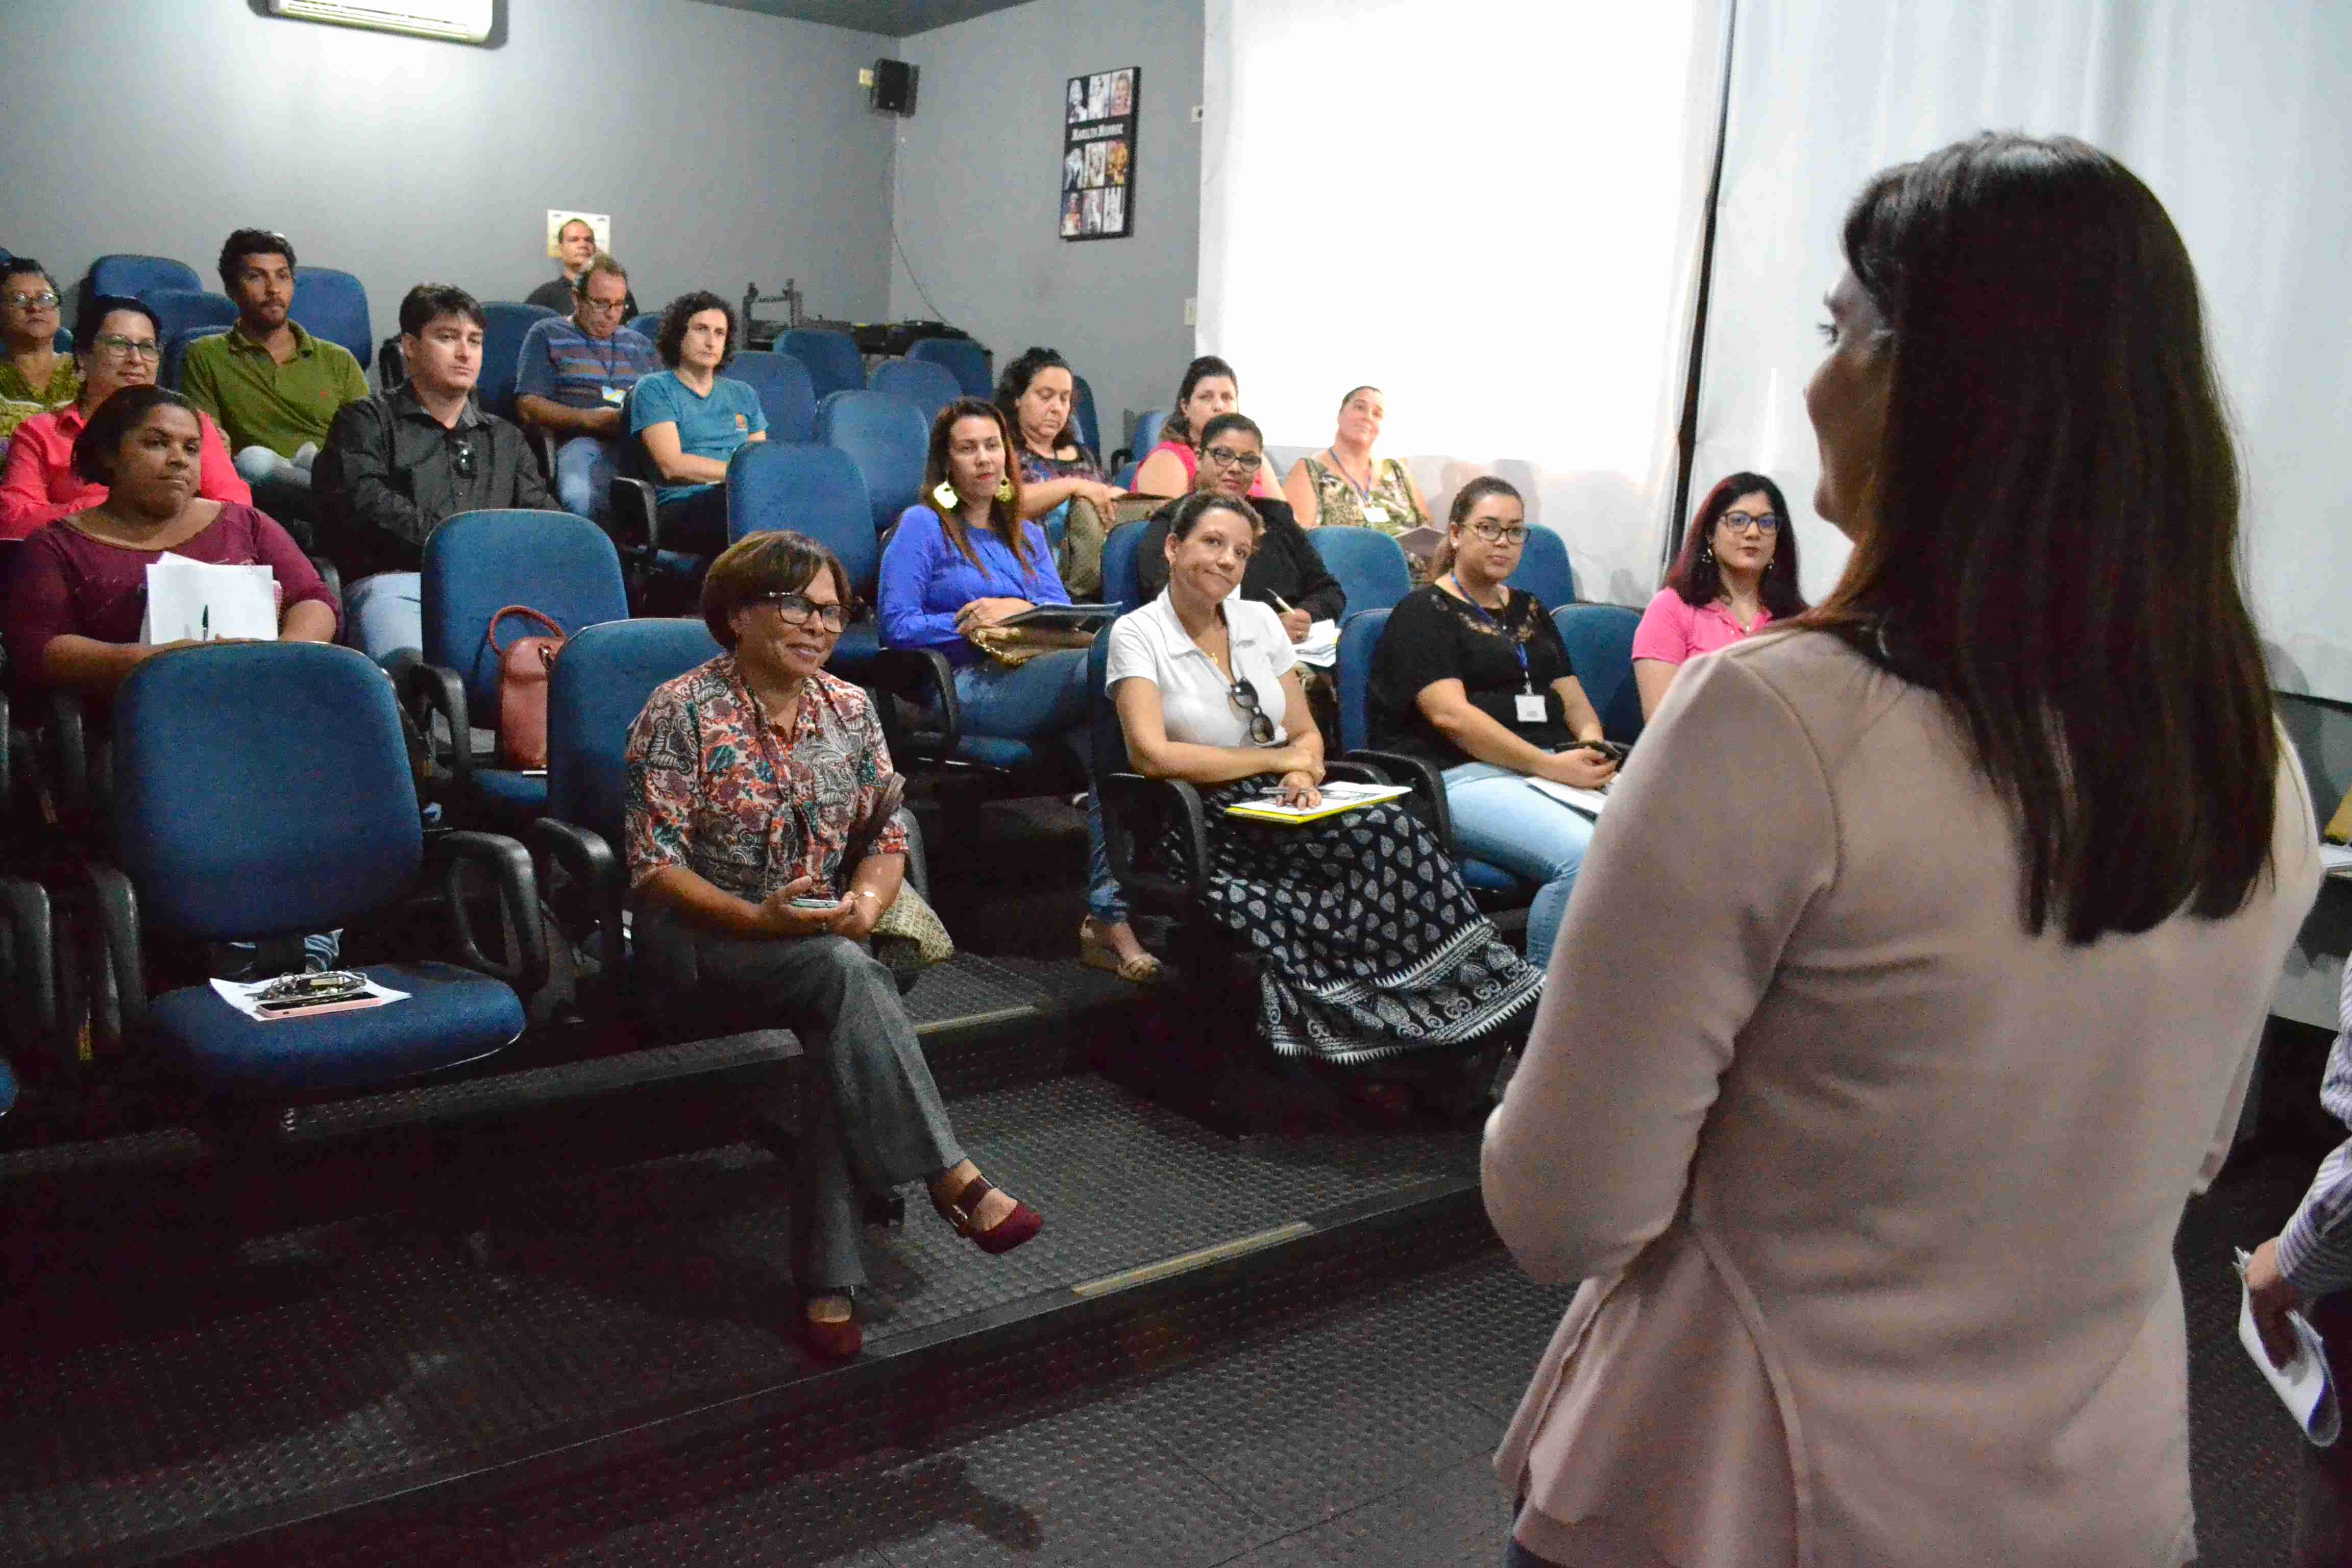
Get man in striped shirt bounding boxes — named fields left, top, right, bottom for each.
left=514, top=253, right=659, bottom=522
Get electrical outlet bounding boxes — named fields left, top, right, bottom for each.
left=859, top=67, right=875, bottom=87
left=1190, top=103, right=1205, bottom=124
left=1184, top=298, right=1198, bottom=326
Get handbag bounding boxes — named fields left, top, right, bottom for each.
left=839, top=771, right=955, bottom=981
left=967, top=622, right=1097, bottom=667
left=485, top=605, right=568, bottom=769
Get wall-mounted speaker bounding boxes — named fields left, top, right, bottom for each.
left=873, top=59, right=919, bottom=116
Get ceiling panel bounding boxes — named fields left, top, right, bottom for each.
left=689, top=0, right=1034, bottom=38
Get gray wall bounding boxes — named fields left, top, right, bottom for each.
left=891, top=0, right=1204, bottom=450
left=7, top=0, right=898, bottom=355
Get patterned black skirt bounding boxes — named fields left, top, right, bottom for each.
left=1184, top=783, right=1543, bottom=1066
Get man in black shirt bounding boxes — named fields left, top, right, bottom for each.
left=316, top=284, right=555, bottom=667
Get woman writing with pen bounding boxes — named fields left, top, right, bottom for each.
left=1366, top=477, right=1609, bottom=971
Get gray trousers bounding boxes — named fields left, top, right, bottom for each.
left=638, top=911, right=963, bottom=1292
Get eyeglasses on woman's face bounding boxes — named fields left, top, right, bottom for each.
left=3, top=289, right=60, bottom=311
left=1718, top=509, right=1780, bottom=534
left=1227, top=677, right=1277, bottom=745
left=93, top=334, right=162, bottom=362
left=1204, top=445, right=1262, bottom=471
left=753, top=591, right=848, bottom=631
left=1466, top=521, right=1528, bottom=545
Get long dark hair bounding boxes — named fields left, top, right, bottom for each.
left=1662, top=472, right=1806, bottom=618
left=655, top=290, right=739, bottom=372
left=923, top=397, right=1032, bottom=573
left=993, top=345, right=1079, bottom=452
left=1162, top=354, right=1238, bottom=446
left=1806, top=132, right=2275, bottom=943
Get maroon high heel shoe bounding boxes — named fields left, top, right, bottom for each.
left=930, top=1172, right=1043, bottom=1256
left=799, top=1294, right=864, bottom=1360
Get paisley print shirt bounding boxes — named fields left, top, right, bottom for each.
left=624, top=654, right=908, bottom=901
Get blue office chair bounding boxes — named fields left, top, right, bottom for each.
left=869, top=358, right=963, bottom=429
left=725, top=443, right=884, bottom=673
left=1070, top=374, right=1102, bottom=455
left=82, top=642, right=541, bottom=1095
left=781, top=328, right=866, bottom=401
left=728, top=351, right=818, bottom=444
left=1309, top=528, right=1414, bottom=617
left=406, top=510, right=631, bottom=821
left=1101, top=514, right=1152, bottom=611
left=89, top=254, right=201, bottom=300
left=1506, top=525, right=1577, bottom=608
left=1553, top=603, right=1645, bottom=744
left=907, top=336, right=990, bottom=399
left=163, top=325, right=228, bottom=392
left=143, top=287, right=237, bottom=345
left=480, top=301, right=557, bottom=422
left=1333, top=608, right=1533, bottom=904
left=1113, top=459, right=1140, bottom=489
left=291, top=266, right=373, bottom=370
left=1127, top=408, right=1170, bottom=463
left=625, top=312, right=662, bottom=341
left=816, top=389, right=930, bottom=534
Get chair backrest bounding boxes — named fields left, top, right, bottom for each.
left=420, top=509, right=631, bottom=719
left=815, top=389, right=930, bottom=533
left=1112, top=459, right=1140, bottom=489
left=142, top=287, right=238, bottom=344
left=1086, top=628, right=1128, bottom=779
left=1069, top=374, right=1101, bottom=455
left=1309, top=527, right=1414, bottom=616
left=728, top=350, right=818, bottom=444
left=1552, top=602, right=1646, bottom=743
left=1100, top=517, right=1151, bottom=611
left=780, top=328, right=866, bottom=400
left=725, top=443, right=879, bottom=593
left=90, top=254, right=201, bottom=300
left=1131, top=407, right=1170, bottom=456
left=868, top=358, right=963, bottom=429
left=113, top=643, right=422, bottom=938
left=163, top=325, right=228, bottom=391
left=546, top=618, right=723, bottom=849
left=479, top=301, right=557, bottom=421
left=290, top=266, right=373, bottom=369
left=625, top=312, right=662, bottom=341
left=1335, top=608, right=1391, bottom=754
left=1506, top=525, right=1576, bottom=607
left=906, top=336, right=991, bottom=398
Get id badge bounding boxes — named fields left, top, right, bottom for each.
left=1514, top=693, right=1548, bottom=723
left=1361, top=502, right=1391, bottom=525
left=600, top=384, right=625, bottom=405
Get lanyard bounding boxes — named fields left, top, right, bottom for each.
left=1324, top=448, right=1377, bottom=503
left=1447, top=576, right=1533, bottom=692
left=582, top=324, right=622, bottom=384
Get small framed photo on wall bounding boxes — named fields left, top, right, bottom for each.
left=1062, top=67, right=1138, bottom=241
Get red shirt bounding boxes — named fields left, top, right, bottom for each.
left=0, top=402, right=251, bottom=542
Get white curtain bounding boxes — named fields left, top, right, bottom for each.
left=1691, top=0, right=2352, bottom=697
left=1199, top=0, right=1730, bottom=606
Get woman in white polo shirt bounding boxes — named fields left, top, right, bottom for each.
left=1105, top=493, right=1541, bottom=1113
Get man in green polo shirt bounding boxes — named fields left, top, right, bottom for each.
left=179, top=228, right=368, bottom=531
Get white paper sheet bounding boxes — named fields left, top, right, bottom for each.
left=1291, top=618, right=1340, bottom=669
left=1525, top=776, right=1610, bottom=817
left=208, top=975, right=411, bottom=1021
left=2319, top=842, right=2352, bottom=878
left=2236, top=1247, right=2341, bottom=1447
left=141, top=552, right=279, bottom=644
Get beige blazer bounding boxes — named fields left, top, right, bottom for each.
left=1485, top=630, right=2321, bottom=1568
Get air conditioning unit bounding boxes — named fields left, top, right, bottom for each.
left=264, top=0, right=494, bottom=45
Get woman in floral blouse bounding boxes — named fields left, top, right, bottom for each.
left=625, top=529, right=1043, bottom=1360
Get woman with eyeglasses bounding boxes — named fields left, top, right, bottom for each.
left=1367, top=477, right=1610, bottom=971
left=1631, top=471, right=1808, bottom=721
left=1281, top=385, right=1436, bottom=581
left=1131, top=356, right=1279, bottom=501
left=1109, top=491, right=1542, bottom=1109
left=0, top=296, right=250, bottom=540
left=0, top=259, right=78, bottom=442
left=628, top=529, right=1043, bottom=1363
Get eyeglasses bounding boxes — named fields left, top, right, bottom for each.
left=3, top=290, right=59, bottom=310
left=1203, top=446, right=1263, bottom=471
left=1467, top=522, right=1528, bottom=545
left=578, top=295, right=628, bottom=314
left=753, top=591, right=848, bottom=631
left=1719, top=510, right=1781, bottom=533
left=92, top=334, right=162, bottom=361
left=1227, top=678, right=1276, bottom=745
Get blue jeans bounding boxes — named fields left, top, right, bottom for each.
left=344, top=571, right=422, bottom=671
left=952, top=649, right=1125, bottom=924
left=553, top=435, right=616, bottom=523
left=1442, top=762, right=1596, bottom=971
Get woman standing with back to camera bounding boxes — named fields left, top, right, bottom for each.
left=1484, top=133, right=2321, bottom=1566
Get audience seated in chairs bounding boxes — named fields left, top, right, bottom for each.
left=314, top=284, right=553, bottom=668
left=1366, top=477, right=1613, bottom=971
left=1130, top=355, right=1278, bottom=501
left=876, top=396, right=1154, bottom=984
left=4, top=385, right=336, bottom=697
left=628, top=289, right=766, bottom=555
left=995, top=346, right=1124, bottom=594
left=1107, top=492, right=1541, bottom=1113
left=1, top=296, right=250, bottom=540
left=515, top=253, right=660, bottom=524
left=1632, top=470, right=1805, bottom=721
left=178, top=229, right=368, bottom=525
left=1282, top=384, right=1436, bottom=582
left=526, top=217, right=635, bottom=318
left=0, top=259, right=77, bottom=440
left=625, top=530, right=1042, bottom=1361
left=1135, top=413, right=1344, bottom=743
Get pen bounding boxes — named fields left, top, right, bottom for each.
left=1269, top=593, right=1293, bottom=612
left=200, top=607, right=209, bottom=641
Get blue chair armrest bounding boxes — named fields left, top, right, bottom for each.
left=526, top=816, right=625, bottom=979
left=402, top=660, right=473, bottom=794
left=425, top=829, right=550, bottom=997
left=868, top=647, right=960, bottom=764
left=1099, top=770, right=1210, bottom=916
left=608, top=477, right=661, bottom=562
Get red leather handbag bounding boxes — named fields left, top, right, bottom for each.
left=484, top=605, right=567, bottom=770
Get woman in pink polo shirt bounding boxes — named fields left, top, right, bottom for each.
left=1631, top=471, right=1807, bottom=720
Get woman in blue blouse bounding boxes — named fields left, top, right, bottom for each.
left=877, top=398, right=1154, bottom=982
